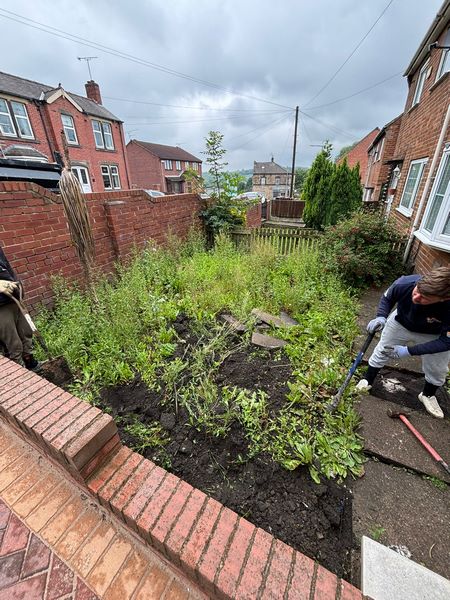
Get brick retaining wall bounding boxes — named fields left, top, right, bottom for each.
left=0, top=355, right=366, bottom=599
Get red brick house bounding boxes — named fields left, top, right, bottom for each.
left=383, top=0, right=450, bottom=270
left=126, top=140, right=202, bottom=194
left=363, top=114, right=403, bottom=204
left=0, top=71, right=130, bottom=193
left=336, top=128, right=380, bottom=184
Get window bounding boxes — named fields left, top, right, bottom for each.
left=411, top=61, right=429, bottom=106
left=373, top=138, right=385, bottom=162
left=101, top=165, right=121, bottom=190
left=417, top=147, right=450, bottom=251
left=176, top=160, right=181, bottom=170
left=260, top=176, right=266, bottom=185
left=275, top=176, right=280, bottom=185
left=397, top=158, right=427, bottom=216
left=363, top=188, right=374, bottom=202
left=163, top=160, right=173, bottom=170
left=61, top=114, right=78, bottom=145
left=0, top=98, right=34, bottom=138
left=436, top=29, right=450, bottom=81
left=92, top=120, right=114, bottom=150
left=192, top=162, right=198, bottom=171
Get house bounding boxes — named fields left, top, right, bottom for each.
left=126, top=140, right=202, bottom=194
left=336, top=128, right=380, bottom=185
left=363, top=114, right=403, bottom=203
left=0, top=71, right=130, bottom=193
left=381, top=0, right=450, bottom=270
left=252, top=158, right=292, bottom=200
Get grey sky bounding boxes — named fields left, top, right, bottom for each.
left=0, top=0, right=444, bottom=170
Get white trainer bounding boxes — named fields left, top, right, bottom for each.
left=356, top=379, right=372, bottom=392
left=418, top=393, right=444, bottom=419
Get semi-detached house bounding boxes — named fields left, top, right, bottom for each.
left=0, top=71, right=130, bottom=193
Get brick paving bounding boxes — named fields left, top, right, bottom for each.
left=0, top=422, right=204, bottom=600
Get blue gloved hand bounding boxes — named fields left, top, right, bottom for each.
left=391, top=345, right=410, bottom=359
left=367, top=316, right=386, bottom=334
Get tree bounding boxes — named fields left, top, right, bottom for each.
left=237, top=175, right=253, bottom=194
left=327, top=158, right=362, bottom=225
left=303, top=142, right=335, bottom=230
left=183, top=167, right=205, bottom=194
left=295, top=167, right=309, bottom=195
left=202, top=131, right=228, bottom=200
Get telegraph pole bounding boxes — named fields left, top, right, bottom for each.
left=289, top=106, right=299, bottom=198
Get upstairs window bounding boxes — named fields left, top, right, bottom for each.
left=61, top=114, right=78, bottom=145
left=436, top=29, right=450, bottom=80
left=260, top=176, right=266, bottom=185
left=398, top=158, right=427, bottom=217
left=163, top=159, right=173, bottom=169
left=0, top=99, right=34, bottom=139
left=275, top=176, right=280, bottom=185
left=411, top=60, right=429, bottom=106
left=176, top=160, right=181, bottom=170
left=92, top=120, right=114, bottom=150
left=192, top=162, right=198, bottom=171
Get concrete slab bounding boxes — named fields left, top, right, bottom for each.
left=358, top=395, right=450, bottom=483
left=251, top=308, right=297, bottom=328
left=251, top=332, right=287, bottom=349
left=352, top=460, right=450, bottom=583
left=219, top=314, right=247, bottom=333
left=361, top=536, right=450, bottom=600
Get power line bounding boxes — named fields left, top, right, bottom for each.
left=300, top=110, right=357, bottom=140
left=124, top=109, right=290, bottom=124
left=230, top=114, right=291, bottom=152
left=226, top=111, right=293, bottom=144
left=303, top=0, right=396, bottom=108
left=0, top=8, right=293, bottom=111
left=123, top=113, right=290, bottom=126
left=307, top=71, right=402, bottom=110
left=107, top=96, right=286, bottom=113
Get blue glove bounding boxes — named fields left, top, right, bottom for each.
left=367, top=316, right=386, bottom=334
left=391, top=345, right=410, bottom=359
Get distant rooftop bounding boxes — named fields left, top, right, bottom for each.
left=130, top=140, right=201, bottom=162
left=253, top=159, right=288, bottom=175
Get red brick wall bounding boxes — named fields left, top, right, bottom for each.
left=337, top=128, right=380, bottom=183
left=410, top=238, right=449, bottom=274
left=126, top=142, right=164, bottom=190
left=366, top=117, right=403, bottom=201
left=245, top=202, right=262, bottom=228
left=0, top=181, right=202, bottom=311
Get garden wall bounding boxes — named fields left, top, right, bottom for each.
left=0, top=181, right=202, bottom=311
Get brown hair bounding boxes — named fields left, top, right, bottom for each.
left=417, top=267, right=450, bottom=298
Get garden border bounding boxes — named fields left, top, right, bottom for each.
left=0, top=355, right=366, bottom=599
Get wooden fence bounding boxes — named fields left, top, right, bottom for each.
left=230, top=226, right=321, bottom=254
left=270, top=198, right=305, bottom=219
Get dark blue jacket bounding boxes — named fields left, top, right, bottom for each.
left=377, top=275, right=450, bottom=356
left=0, top=247, right=20, bottom=306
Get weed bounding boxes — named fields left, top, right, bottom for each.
left=124, top=417, right=169, bottom=454
left=369, top=524, right=386, bottom=541
left=423, top=476, right=448, bottom=491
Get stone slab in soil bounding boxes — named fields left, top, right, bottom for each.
left=361, top=536, right=450, bottom=600
left=358, top=395, right=450, bottom=483
left=219, top=314, right=247, bottom=333
left=251, top=331, right=287, bottom=349
left=352, top=460, right=450, bottom=582
left=251, top=308, right=297, bottom=328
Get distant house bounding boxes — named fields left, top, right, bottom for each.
left=336, top=128, right=380, bottom=185
left=252, top=158, right=292, bottom=200
left=377, top=0, right=450, bottom=270
left=126, top=140, right=202, bottom=194
left=0, top=71, right=130, bottom=193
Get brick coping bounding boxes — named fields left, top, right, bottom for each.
left=0, top=356, right=366, bottom=599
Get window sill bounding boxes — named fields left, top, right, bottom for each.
left=95, top=147, right=117, bottom=153
left=429, top=71, right=449, bottom=93
left=396, top=206, right=412, bottom=218
left=0, top=135, right=38, bottom=143
left=414, top=230, right=450, bottom=253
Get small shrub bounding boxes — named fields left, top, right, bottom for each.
left=322, top=211, right=405, bottom=289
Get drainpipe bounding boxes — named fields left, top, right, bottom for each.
left=402, top=102, right=450, bottom=265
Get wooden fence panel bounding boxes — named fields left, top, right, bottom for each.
left=271, top=199, right=305, bottom=219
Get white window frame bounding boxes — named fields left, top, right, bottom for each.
left=163, top=159, right=173, bottom=170
left=192, top=162, right=198, bottom=171
left=101, top=165, right=121, bottom=190
left=61, top=114, right=78, bottom=145
left=412, top=61, right=429, bottom=106
left=416, top=145, right=450, bottom=252
left=397, top=158, right=427, bottom=217
left=374, top=137, right=385, bottom=162
left=0, top=98, right=34, bottom=139
left=176, top=160, right=181, bottom=170
left=363, top=188, right=374, bottom=202
left=436, top=29, right=450, bottom=81
left=92, top=120, right=114, bottom=150
left=260, top=176, right=266, bottom=185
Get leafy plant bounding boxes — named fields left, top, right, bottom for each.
left=369, top=524, right=386, bottom=541
left=124, top=417, right=169, bottom=453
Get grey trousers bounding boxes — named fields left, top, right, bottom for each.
left=368, top=311, right=450, bottom=386
left=0, top=302, right=33, bottom=363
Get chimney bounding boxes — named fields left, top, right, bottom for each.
left=85, top=80, right=102, bottom=105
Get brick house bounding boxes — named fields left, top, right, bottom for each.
left=337, top=128, right=380, bottom=185
left=0, top=71, right=130, bottom=193
left=380, top=0, right=450, bottom=270
left=252, top=159, right=291, bottom=200
left=126, top=140, right=202, bottom=194
left=363, top=114, right=403, bottom=204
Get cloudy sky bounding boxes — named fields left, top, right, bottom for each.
left=0, top=0, right=444, bottom=169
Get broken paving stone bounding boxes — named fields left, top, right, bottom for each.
left=251, top=332, right=287, bottom=349
left=251, top=308, right=297, bottom=328
left=219, top=314, right=247, bottom=333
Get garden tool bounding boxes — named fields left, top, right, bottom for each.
left=4, top=291, right=72, bottom=385
left=326, top=332, right=375, bottom=413
left=387, top=408, right=450, bottom=477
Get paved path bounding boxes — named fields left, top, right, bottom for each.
left=0, top=421, right=205, bottom=600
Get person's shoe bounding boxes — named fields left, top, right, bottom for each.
left=356, top=378, right=372, bottom=392
left=418, top=393, right=444, bottom=419
left=23, top=354, right=42, bottom=373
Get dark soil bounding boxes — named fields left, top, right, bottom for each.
left=99, top=315, right=354, bottom=579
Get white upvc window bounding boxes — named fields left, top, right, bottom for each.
left=176, top=160, right=181, bottom=170
left=397, top=158, right=427, bottom=217
left=412, top=60, right=429, bottom=106
left=192, top=162, right=198, bottom=171
left=163, top=159, right=173, bottom=170
left=417, top=146, right=450, bottom=251
left=0, top=98, right=34, bottom=138
left=61, top=114, right=78, bottom=145
left=436, top=29, right=450, bottom=81
left=260, top=176, right=266, bottom=185
left=92, top=120, right=114, bottom=150
left=363, top=188, right=374, bottom=202
left=101, top=165, right=121, bottom=190
left=373, top=137, right=385, bottom=162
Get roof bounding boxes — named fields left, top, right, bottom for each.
left=130, top=140, right=201, bottom=162
left=253, top=160, right=288, bottom=175
left=404, top=0, right=450, bottom=76
left=0, top=71, right=120, bottom=122
left=368, top=114, right=403, bottom=151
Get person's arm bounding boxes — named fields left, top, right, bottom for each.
left=0, top=248, right=17, bottom=281
left=408, top=325, right=450, bottom=356
left=377, top=281, right=401, bottom=318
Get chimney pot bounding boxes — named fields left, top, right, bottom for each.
left=85, top=80, right=102, bottom=105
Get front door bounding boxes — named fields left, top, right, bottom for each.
left=72, top=166, right=92, bottom=193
